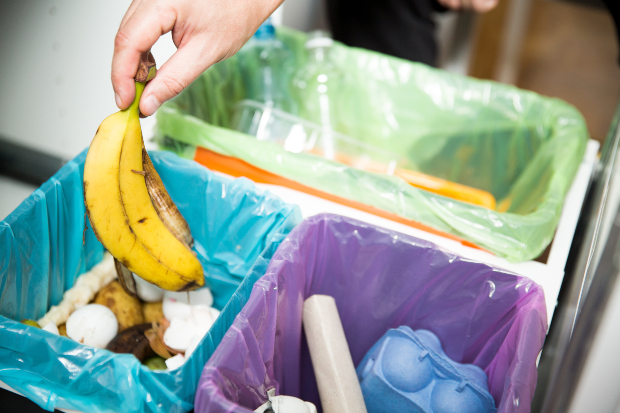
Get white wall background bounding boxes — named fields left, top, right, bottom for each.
left=0, top=1, right=132, bottom=160
left=0, top=0, right=325, bottom=161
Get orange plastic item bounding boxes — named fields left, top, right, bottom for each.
left=395, top=169, right=496, bottom=209
left=193, top=147, right=489, bottom=252
left=325, top=152, right=496, bottom=209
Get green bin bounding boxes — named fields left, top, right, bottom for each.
left=155, top=27, right=588, bottom=262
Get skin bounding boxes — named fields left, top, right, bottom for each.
left=437, top=0, right=499, bottom=13
left=112, top=0, right=498, bottom=117
left=112, top=0, right=284, bottom=116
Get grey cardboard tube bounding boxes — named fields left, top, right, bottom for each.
left=302, top=295, right=368, bottom=413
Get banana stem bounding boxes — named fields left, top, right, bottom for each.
left=126, top=81, right=146, bottom=116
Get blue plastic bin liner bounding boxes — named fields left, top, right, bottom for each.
left=357, top=327, right=495, bottom=413
left=194, top=214, right=547, bottom=413
left=0, top=149, right=301, bottom=413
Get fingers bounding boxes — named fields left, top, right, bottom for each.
left=112, top=0, right=283, bottom=114
left=111, top=2, right=176, bottom=109
left=139, top=37, right=218, bottom=116
left=470, top=0, right=498, bottom=13
left=437, top=0, right=498, bottom=12
left=119, top=0, right=142, bottom=28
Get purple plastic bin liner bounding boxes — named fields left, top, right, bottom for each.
left=194, top=214, right=548, bottom=413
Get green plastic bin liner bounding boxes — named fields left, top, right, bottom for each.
left=0, top=149, right=301, bottom=412
left=155, top=27, right=588, bottom=262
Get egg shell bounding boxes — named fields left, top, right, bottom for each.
left=163, top=298, right=192, bottom=321
left=164, top=287, right=213, bottom=307
left=184, top=335, right=202, bottom=359
left=66, top=304, right=118, bottom=348
left=133, top=273, right=165, bottom=302
left=42, top=322, right=59, bottom=335
left=165, top=353, right=186, bottom=371
left=188, top=321, right=209, bottom=342
left=189, top=306, right=219, bottom=338
left=255, top=395, right=317, bottom=413
left=190, top=305, right=217, bottom=328
left=271, top=396, right=317, bottom=413
left=163, top=318, right=194, bottom=352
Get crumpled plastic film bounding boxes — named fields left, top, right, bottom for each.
left=0, top=149, right=301, bottom=412
left=194, top=214, right=547, bottom=413
left=155, top=27, right=588, bottom=262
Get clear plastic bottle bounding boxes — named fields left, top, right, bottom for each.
left=237, top=18, right=297, bottom=114
left=291, top=34, right=346, bottom=158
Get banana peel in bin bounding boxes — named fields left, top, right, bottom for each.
left=84, top=53, right=204, bottom=294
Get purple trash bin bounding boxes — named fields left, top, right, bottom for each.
left=194, top=214, right=547, bottom=413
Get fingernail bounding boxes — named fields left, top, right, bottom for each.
left=142, top=95, right=161, bottom=115
left=115, top=93, right=122, bottom=108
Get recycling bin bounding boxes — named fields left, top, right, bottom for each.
left=194, top=213, right=547, bottom=413
left=0, top=150, right=301, bottom=413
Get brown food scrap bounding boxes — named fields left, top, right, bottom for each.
left=94, top=280, right=144, bottom=332
left=114, top=258, right=138, bottom=298
left=106, top=323, right=156, bottom=362
left=134, top=52, right=156, bottom=83
left=142, top=301, right=164, bottom=324
left=145, top=319, right=178, bottom=359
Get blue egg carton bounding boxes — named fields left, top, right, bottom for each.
left=357, top=327, right=496, bottom=413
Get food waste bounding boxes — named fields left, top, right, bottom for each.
left=83, top=52, right=204, bottom=293
left=24, top=252, right=219, bottom=371
left=21, top=53, right=215, bottom=371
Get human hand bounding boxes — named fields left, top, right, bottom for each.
left=112, top=0, right=283, bottom=116
left=437, top=0, right=499, bottom=13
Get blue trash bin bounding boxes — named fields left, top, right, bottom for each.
left=0, top=150, right=301, bottom=413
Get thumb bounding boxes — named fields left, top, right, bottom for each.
left=139, top=38, right=219, bottom=116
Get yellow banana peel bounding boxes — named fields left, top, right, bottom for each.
left=84, top=70, right=204, bottom=292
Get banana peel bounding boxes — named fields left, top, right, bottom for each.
left=115, top=257, right=138, bottom=297
left=84, top=54, right=204, bottom=293
left=143, top=149, right=194, bottom=249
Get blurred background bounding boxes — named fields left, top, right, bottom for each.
left=2, top=1, right=620, bottom=412
left=1, top=0, right=618, bottom=220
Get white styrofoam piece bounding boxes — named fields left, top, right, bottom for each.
left=245, top=139, right=599, bottom=324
